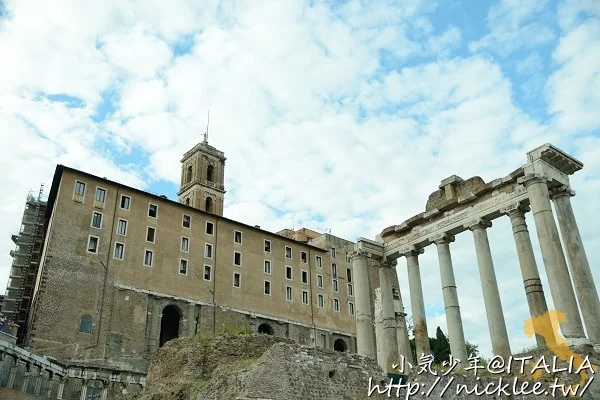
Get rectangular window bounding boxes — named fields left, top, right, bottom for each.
left=301, top=270, right=308, bottom=285
left=87, top=236, right=99, bottom=253
left=286, top=286, right=292, bottom=301
left=144, top=250, right=153, bottom=266
left=301, top=251, right=307, bottom=263
left=148, top=204, right=158, bottom=218
left=205, top=243, right=213, bottom=259
left=234, top=230, right=242, bottom=244
left=264, top=260, right=271, bottom=275
left=316, top=255, right=322, bottom=268
left=120, top=195, right=131, bottom=210
left=74, top=181, right=86, bottom=196
left=204, top=265, right=212, bottom=281
left=317, top=275, right=323, bottom=288
left=206, top=222, right=214, bottom=235
left=348, top=302, right=355, bottom=315
left=347, top=283, right=353, bottom=296
left=332, top=279, right=338, bottom=292
left=317, top=294, right=324, bottom=308
left=264, top=240, right=271, bottom=252
left=179, top=259, right=188, bottom=275
left=285, top=266, right=292, bottom=280
left=203, top=265, right=212, bottom=281
left=320, top=333, right=326, bottom=348
left=234, top=251, right=242, bottom=266
left=347, top=268, right=352, bottom=283
left=146, top=227, right=156, bottom=243
left=91, top=212, right=102, bottom=229
left=331, top=247, right=336, bottom=258
left=113, top=242, right=124, bottom=260
left=233, top=272, right=241, bottom=288
left=302, top=290, right=309, bottom=305
left=181, top=237, right=189, bottom=252
left=333, top=298, right=340, bottom=312
left=117, top=219, right=127, bottom=236
left=285, top=246, right=292, bottom=259
left=95, top=187, right=106, bottom=202
left=332, top=264, right=337, bottom=278
left=264, top=281, right=271, bottom=296
left=182, top=215, right=191, bottom=228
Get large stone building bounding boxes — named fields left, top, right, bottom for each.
left=5, top=139, right=406, bottom=373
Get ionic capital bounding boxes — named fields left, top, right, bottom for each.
left=502, top=202, right=530, bottom=219
left=517, top=173, right=547, bottom=188
left=430, top=233, right=455, bottom=246
left=549, top=185, right=576, bottom=200
left=466, top=218, right=492, bottom=231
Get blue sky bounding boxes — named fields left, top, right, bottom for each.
left=0, top=0, right=599, bottom=358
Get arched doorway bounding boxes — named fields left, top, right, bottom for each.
left=257, top=323, right=274, bottom=335
left=159, top=305, right=181, bottom=347
left=333, top=338, right=347, bottom=352
left=205, top=197, right=213, bottom=213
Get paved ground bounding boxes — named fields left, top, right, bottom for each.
left=0, top=388, right=41, bottom=399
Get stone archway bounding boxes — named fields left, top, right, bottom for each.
left=257, top=323, right=274, bottom=335
left=159, top=305, right=181, bottom=347
left=333, top=338, right=347, bottom=352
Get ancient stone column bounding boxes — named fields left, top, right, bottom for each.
left=351, top=251, right=376, bottom=358
left=405, top=248, right=431, bottom=360
left=7, top=356, right=18, bottom=389
left=187, top=303, right=197, bottom=337
left=505, top=203, right=549, bottom=346
left=468, top=219, right=511, bottom=358
left=147, top=298, right=162, bottom=353
left=521, top=175, right=586, bottom=341
left=551, top=186, right=600, bottom=345
left=57, top=377, right=65, bottom=400
left=393, top=285, right=415, bottom=369
left=80, top=381, right=88, bottom=400
left=377, top=260, right=399, bottom=373
left=434, top=234, right=468, bottom=363
left=32, top=365, right=42, bottom=395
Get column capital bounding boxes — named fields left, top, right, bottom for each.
left=431, top=233, right=455, bottom=245
left=350, top=249, right=372, bottom=261
left=503, top=202, right=530, bottom=219
left=518, top=173, right=548, bottom=188
left=466, top=218, right=492, bottom=231
left=377, top=258, right=397, bottom=268
left=402, top=246, right=424, bottom=257
left=549, top=185, right=576, bottom=200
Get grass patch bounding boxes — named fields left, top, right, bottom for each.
left=195, top=331, right=211, bottom=347
left=218, top=322, right=252, bottom=336
left=227, top=358, right=257, bottom=373
left=193, top=376, right=211, bottom=390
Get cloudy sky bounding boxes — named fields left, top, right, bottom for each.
left=0, top=0, right=598, bottom=358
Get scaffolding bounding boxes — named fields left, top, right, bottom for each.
left=1, top=184, right=47, bottom=344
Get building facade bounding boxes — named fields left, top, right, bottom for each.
left=16, top=139, right=403, bottom=372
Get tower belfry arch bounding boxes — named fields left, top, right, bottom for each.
left=178, top=113, right=226, bottom=215
left=351, top=143, right=600, bottom=371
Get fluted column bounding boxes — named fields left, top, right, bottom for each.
left=377, top=260, right=399, bottom=373
left=433, top=234, right=468, bottom=363
left=520, top=175, right=586, bottom=341
left=405, top=248, right=431, bottom=360
left=505, top=203, right=549, bottom=346
left=468, top=219, right=511, bottom=358
left=551, top=186, right=600, bottom=345
left=351, top=251, right=376, bottom=358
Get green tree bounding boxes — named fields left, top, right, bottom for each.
left=407, top=326, right=480, bottom=364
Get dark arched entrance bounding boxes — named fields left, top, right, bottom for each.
left=159, top=305, right=181, bottom=347
left=257, top=323, right=274, bottom=335
left=333, top=338, right=347, bottom=352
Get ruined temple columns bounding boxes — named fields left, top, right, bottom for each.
left=351, top=251, right=376, bottom=358
left=394, top=288, right=414, bottom=368
left=434, top=234, right=468, bottom=363
left=505, top=204, right=549, bottom=346
left=468, top=219, right=511, bottom=358
left=404, top=248, right=431, bottom=360
left=520, top=175, right=586, bottom=341
left=551, top=186, right=600, bottom=345
left=378, top=260, right=400, bottom=372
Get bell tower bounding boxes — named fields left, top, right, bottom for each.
left=178, top=135, right=226, bottom=215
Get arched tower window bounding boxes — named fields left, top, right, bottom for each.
left=186, top=166, right=193, bottom=183
left=205, top=197, right=213, bottom=213
left=79, top=314, right=92, bottom=333
left=185, top=198, right=190, bottom=206
left=207, top=164, right=214, bottom=182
